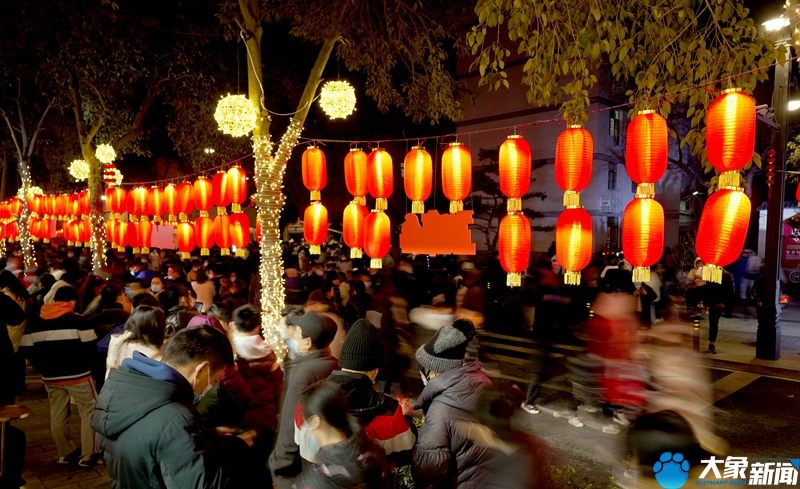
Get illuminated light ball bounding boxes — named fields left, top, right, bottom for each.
left=556, top=207, right=593, bottom=285
left=318, top=80, right=356, bottom=119
left=404, top=146, right=432, bottom=214
left=95, top=143, right=117, bottom=164
left=622, top=198, right=664, bottom=283
left=304, top=202, right=328, bottom=255
left=214, top=94, right=258, bottom=137
left=696, top=188, right=751, bottom=284
left=498, top=213, right=531, bottom=287
left=364, top=211, right=390, bottom=270
left=499, top=135, right=532, bottom=212
left=112, top=168, right=124, bottom=186
left=68, top=160, right=90, bottom=182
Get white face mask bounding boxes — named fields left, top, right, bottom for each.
left=151, top=285, right=163, bottom=293
left=297, top=419, right=320, bottom=463
left=193, top=365, right=212, bottom=401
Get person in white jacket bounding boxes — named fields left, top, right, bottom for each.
left=106, top=305, right=166, bottom=378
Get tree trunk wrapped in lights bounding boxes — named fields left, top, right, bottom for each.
left=345, top=148, right=368, bottom=205
left=343, top=201, right=368, bottom=258
left=696, top=188, right=750, bottom=284
left=499, top=135, right=531, bottom=212
left=404, top=146, right=432, bottom=214
left=367, top=148, right=393, bottom=211
left=302, top=146, right=327, bottom=202
left=556, top=207, right=593, bottom=285
left=303, top=202, right=328, bottom=255
left=555, top=126, right=593, bottom=207
left=364, top=210, right=390, bottom=269
left=442, top=142, right=472, bottom=213
left=498, top=213, right=531, bottom=287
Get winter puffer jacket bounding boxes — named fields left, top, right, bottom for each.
left=412, top=361, right=493, bottom=489
left=237, top=347, right=283, bottom=435
left=293, top=428, right=390, bottom=489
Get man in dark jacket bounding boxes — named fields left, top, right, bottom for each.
left=20, top=285, right=99, bottom=467
left=91, top=326, right=249, bottom=489
left=327, top=319, right=416, bottom=466
left=412, top=321, right=493, bottom=489
left=269, top=311, right=339, bottom=489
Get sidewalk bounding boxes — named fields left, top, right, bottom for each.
left=681, top=301, right=800, bottom=379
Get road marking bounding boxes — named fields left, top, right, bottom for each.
left=483, top=341, right=538, bottom=354
left=711, top=371, right=761, bottom=404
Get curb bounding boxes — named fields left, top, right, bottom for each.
left=708, top=357, right=800, bottom=380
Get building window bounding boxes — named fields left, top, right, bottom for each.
left=610, top=109, right=623, bottom=146
left=607, top=217, right=619, bottom=249
left=608, top=164, right=617, bottom=190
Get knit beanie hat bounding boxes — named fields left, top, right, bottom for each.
left=452, top=318, right=476, bottom=342
left=417, top=325, right=469, bottom=374
left=339, top=319, right=384, bottom=371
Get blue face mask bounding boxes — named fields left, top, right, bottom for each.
left=280, top=328, right=303, bottom=358
left=297, top=420, right=320, bottom=463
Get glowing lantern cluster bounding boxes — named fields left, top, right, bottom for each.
left=302, top=147, right=327, bottom=202
left=442, top=142, right=472, bottom=213
left=497, top=135, right=532, bottom=287
left=368, top=148, right=393, bottom=211
left=319, top=80, right=356, bottom=119
left=214, top=94, right=258, bottom=137
left=695, top=89, right=754, bottom=284
left=345, top=148, right=368, bottom=205
left=343, top=202, right=368, bottom=258
left=623, top=111, right=667, bottom=282
left=364, top=210, right=390, bottom=269
left=304, top=202, right=328, bottom=255
left=404, top=146, right=432, bottom=214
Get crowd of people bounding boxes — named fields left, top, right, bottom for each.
left=0, top=238, right=732, bottom=489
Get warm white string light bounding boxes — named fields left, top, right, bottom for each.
left=215, top=94, right=258, bottom=137
left=69, top=159, right=90, bottom=181
left=95, top=144, right=117, bottom=164
left=319, top=81, right=356, bottom=119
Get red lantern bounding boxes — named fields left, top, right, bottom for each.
left=229, top=212, right=249, bottom=256
left=556, top=207, right=593, bottom=285
left=147, top=187, right=165, bottom=223
left=176, top=222, right=196, bottom=259
left=195, top=216, right=216, bottom=256
left=696, top=188, right=750, bottom=284
left=343, top=202, right=368, bottom=258
left=555, top=126, right=593, bottom=207
left=28, top=217, right=41, bottom=240
left=626, top=111, right=667, bottom=197
left=499, top=135, right=532, bottom=212
left=44, top=195, right=56, bottom=217
left=164, top=184, right=178, bottom=223
left=8, top=198, right=22, bottom=216
left=64, top=220, right=77, bottom=245
left=194, top=178, right=213, bottom=215
left=79, top=190, right=90, bottom=216
left=304, top=203, right=328, bottom=255
left=212, top=171, right=230, bottom=212
left=80, top=218, right=92, bottom=245
left=367, top=148, right=393, bottom=210
left=706, top=90, right=755, bottom=188
left=127, top=221, right=142, bottom=254
left=113, top=220, right=128, bottom=251
left=404, top=146, right=432, bottom=214
left=26, top=193, right=37, bottom=215
left=105, top=218, right=117, bottom=244
left=441, top=142, right=472, bottom=213
left=0, top=203, right=9, bottom=221
left=498, top=213, right=531, bottom=287
left=345, top=148, right=369, bottom=204
left=140, top=220, right=153, bottom=254
left=127, top=187, right=148, bottom=217
left=302, top=147, right=327, bottom=202
left=622, top=198, right=664, bottom=282
left=214, top=214, right=232, bottom=255
left=107, top=187, right=127, bottom=217
left=226, top=166, right=247, bottom=210
left=56, top=194, right=68, bottom=220
left=6, top=221, right=18, bottom=242
left=364, top=211, right=390, bottom=269
left=177, top=182, right=196, bottom=219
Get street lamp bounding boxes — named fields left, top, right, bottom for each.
left=789, top=100, right=800, bottom=111
left=757, top=17, right=792, bottom=360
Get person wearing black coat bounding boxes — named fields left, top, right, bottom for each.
left=0, top=295, right=27, bottom=489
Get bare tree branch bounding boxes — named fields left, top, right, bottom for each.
left=84, top=79, right=109, bottom=143
left=67, top=69, right=89, bottom=142
left=26, top=99, right=54, bottom=158
left=16, top=80, right=28, bottom=149
left=1, top=111, right=23, bottom=159
left=113, top=76, right=171, bottom=151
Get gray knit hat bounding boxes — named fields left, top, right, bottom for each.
left=417, top=325, right=469, bottom=374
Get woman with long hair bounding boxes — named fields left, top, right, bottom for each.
left=105, top=305, right=166, bottom=378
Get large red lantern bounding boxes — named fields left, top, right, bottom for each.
left=441, top=142, right=472, bottom=213
left=696, top=188, right=750, bottom=284
left=302, top=147, right=327, bottom=201
left=147, top=187, right=165, bottom=223
left=79, top=190, right=90, bottom=216
left=626, top=111, right=667, bottom=197
left=68, top=194, right=80, bottom=218
left=367, top=148, right=393, bottom=210
left=212, top=171, right=230, bottom=212
left=214, top=214, right=232, bottom=255
left=555, top=126, right=593, bottom=207
left=0, top=203, right=9, bottom=222
left=28, top=218, right=41, bottom=241
left=364, top=211, right=390, bottom=269
left=164, top=184, right=178, bottom=223
left=706, top=89, right=755, bottom=188
left=6, top=221, right=18, bottom=242
left=127, top=187, right=148, bottom=217
left=622, top=198, right=664, bottom=282
left=44, top=195, right=56, bottom=217
left=107, top=187, right=127, bottom=218
left=127, top=221, right=142, bottom=254
left=345, top=148, right=369, bottom=204
left=194, top=178, right=213, bottom=216
left=56, top=194, right=69, bottom=220
left=140, top=220, right=153, bottom=254
left=65, top=220, right=80, bottom=246
left=177, top=182, right=196, bottom=219
left=8, top=198, right=22, bottom=217
left=78, top=219, right=91, bottom=244
left=343, top=202, right=368, bottom=258
left=498, top=213, right=531, bottom=287
left=105, top=218, right=117, bottom=244
left=229, top=212, right=249, bottom=256
left=176, top=222, right=196, bottom=259
left=556, top=207, right=593, bottom=285
left=226, top=166, right=247, bottom=211
left=499, top=135, right=532, bottom=212
left=404, top=146, right=432, bottom=214
left=113, top=220, right=128, bottom=251
left=304, top=203, right=328, bottom=255
left=26, top=193, right=37, bottom=215
left=195, top=216, right=216, bottom=256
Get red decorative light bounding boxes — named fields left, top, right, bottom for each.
left=139, top=220, right=153, bottom=254
left=147, top=187, right=165, bottom=223
left=626, top=111, right=667, bottom=189
left=556, top=207, right=593, bottom=285
left=302, top=146, right=327, bottom=201
left=367, top=148, right=393, bottom=210
left=127, top=221, right=142, bottom=254
left=113, top=220, right=128, bottom=251
left=229, top=212, right=249, bottom=256
left=404, top=146, right=432, bottom=214
left=622, top=198, right=664, bottom=282
left=164, top=184, right=178, bottom=222
left=555, top=126, right=593, bottom=207
left=212, top=171, right=230, bottom=211
left=226, top=166, right=247, bottom=209
left=79, top=190, right=90, bottom=216
left=195, top=216, right=216, bottom=256
left=176, top=221, right=196, bottom=259
left=364, top=211, right=390, bottom=269
left=193, top=178, right=213, bottom=215
left=127, top=187, right=148, bottom=217
left=304, top=203, right=328, bottom=255
left=441, top=142, right=472, bottom=213
left=8, top=198, right=22, bottom=216
left=345, top=148, right=369, bottom=203
left=706, top=90, right=755, bottom=173
left=498, top=213, right=531, bottom=287
left=343, top=202, right=368, bottom=259
left=106, top=187, right=127, bottom=217
left=696, top=188, right=750, bottom=284
left=499, top=135, right=532, bottom=212
left=177, top=182, right=196, bottom=218
left=214, top=214, right=232, bottom=256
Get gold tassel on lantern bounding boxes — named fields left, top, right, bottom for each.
left=201, top=248, right=209, bottom=256
left=370, top=258, right=382, bottom=269
left=507, top=272, right=522, bottom=287
left=702, top=264, right=724, bottom=284
left=563, top=191, right=580, bottom=207
left=220, top=248, right=230, bottom=256
left=236, top=248, right=246, bottom=257
left=412, top=201, right=425, bottom=214
left=310, top=190, right=321, bottom=202
left=507, top=198, right=522, bottom=213
left=564, top=270, right=581, bottom=285
left=635, top=183, right=655, bottom=199
left=718, top=171, right=740, bottom=189
left=351, top=248, right=362, bottom=259
left=310, top=245, right=321, bottom=255
left=632, top=266, right=651, bottom=283
left=375, top=198, right=387, bottom=211
left=449, top=200, right=463, bottom=214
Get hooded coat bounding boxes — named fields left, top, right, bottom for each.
left=412, top=361, right=493, bottom=489
left=91, top=351, right=228, bottom=489
left=293, top=429, right=389, bottom=489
